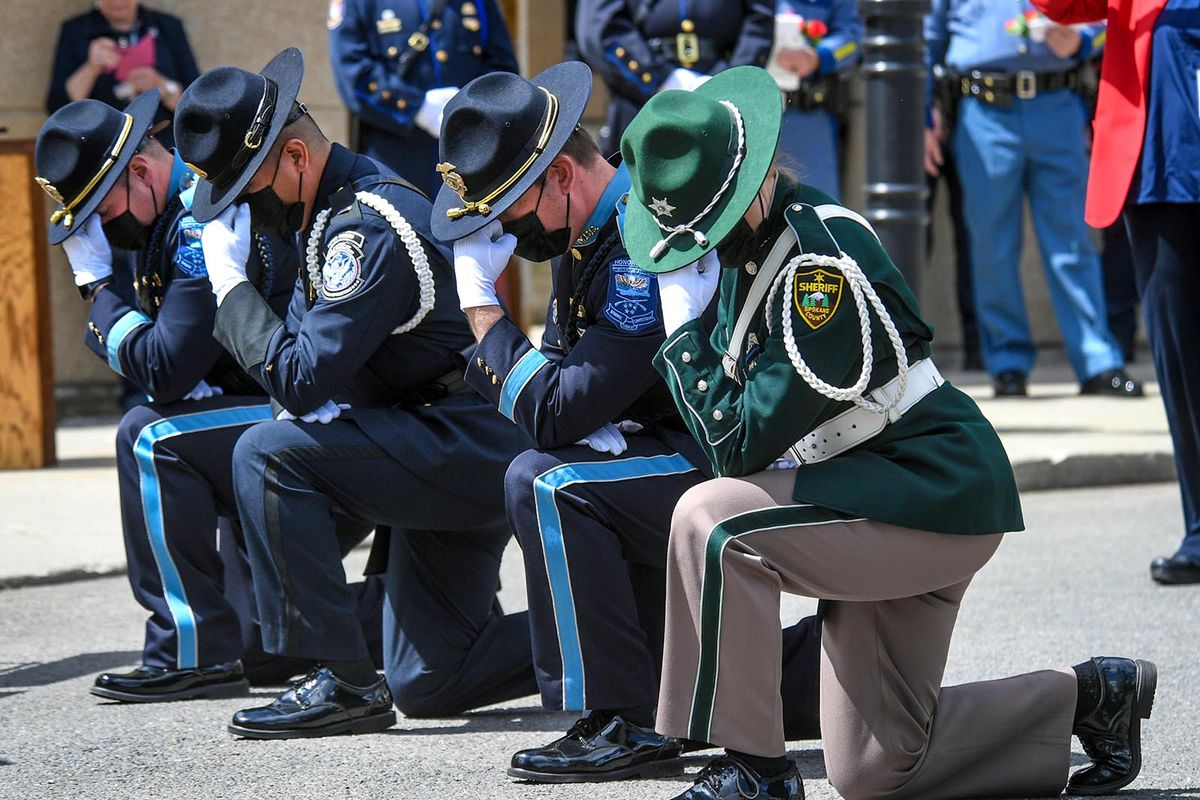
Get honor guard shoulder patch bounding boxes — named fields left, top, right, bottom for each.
left=602, top=259, right=659, bottom=333
left=793, top=268, right=843, bottom=330
left=322, top=231, right=366, bottom=301
left=327, top=0, right=345, bottom=29
left=174, top=217, right=208, bottom=278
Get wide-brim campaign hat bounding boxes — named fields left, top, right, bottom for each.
left=35, top=89, right=161, bottom=245
left=430, top=61, right=593, bottom=242
left=174, top=48, right=305, bottom=223
left=620, top=66, right=783, bottom=274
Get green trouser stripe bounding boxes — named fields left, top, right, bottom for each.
left=688, top=503, right=862, bottom=743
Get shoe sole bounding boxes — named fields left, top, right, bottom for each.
left=1069, top=659, right=1157, bottom=796
left=507, top=757, right=684, bottom=784
left=1150, top=570, right=1200, bottom=585
left=90, top=678, right=250, bottom=704
left=227, top=709, right=397, bottom=740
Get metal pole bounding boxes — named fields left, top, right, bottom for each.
left=859, top=0, right=930, bottom=297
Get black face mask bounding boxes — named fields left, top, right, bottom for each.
left=244, top=150, right=305, bottom=236
left=103, top=177, right=157, bottom=250
left=505, top=177, right=572, bottom=262
left=716, top=190, right=770, bottom=267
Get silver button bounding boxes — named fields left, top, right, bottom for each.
left=697, top=380, right=708, bottom=392
left=712, top=409, right=724, bottom=421
left=681, top=351, right=692, bottom=363
left=745, top=261, right=757, bottom=275
left=791, top=204, right=803, bottom=211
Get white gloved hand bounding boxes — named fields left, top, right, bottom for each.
left=61, top=214, right=114, bottom=287
left=658, top=68, right=711, bottom=93
left=276, top=400, right=350, bottom=424
left=415, top=86, right=461, bottom=138
left=453, top=219, right=518, bottom=309
left=658, top=249, right=721, bottom=336
left=200, top=203, right=252, bottom=305
left=182, top=380, right=224, bottom=401
left=575, top=422, right=629, bottom=455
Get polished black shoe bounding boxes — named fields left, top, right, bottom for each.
left=1080, top=369, right=1144, bottom=397
left=1068, top=657, right=1157, bottom=795
left=508, top=712, right=683, bottom=783
left=91, top=661, right=249, bottom=703
left=227, top=665, right=396, bottom=739
left=1150, top=552, right=1200, bottom=585
left=672, top=755, right=804, bottom=800
left=993, top=370, right=1028, bottom=398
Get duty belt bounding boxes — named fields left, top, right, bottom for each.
left=645, top=35, right=718, bottom=68
left=785, top=359, right=944, bottom=465
left=960, top=68, right=1080, bottom=107
left=783, top=78, right=846, bottom=114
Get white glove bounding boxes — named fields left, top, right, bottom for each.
left=201, top=203, right=252, bottom=305
left=453, top=219, right=517, bottom=309
left=61, top=214, right=114, bottom=287
left=415, top=86, right=460, bottom=138
left=658, top=68, right=711, bottom=93
left=182, top=380, right=224, bottom=401
left=276, top=400, right=350, bottom=424
left=575, top=422, right=629, bottom=455
left=658, top=249, right=721, bottom=336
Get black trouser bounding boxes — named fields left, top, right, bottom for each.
left=1124, top=203, right=1200, bottom=558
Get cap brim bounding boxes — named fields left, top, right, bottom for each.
left=430, top=61, right=593, bottom=242
left=190, top=48, right=304, bottom=223
left=622, top=67, right=783, bottom=274
left=49, top=89, right=161, bottom=245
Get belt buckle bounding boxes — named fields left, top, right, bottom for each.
left=676, top=31, right=700, bottom=68
left=408, top=31, right=430, bottom=52
left=1016, top=70, right=1037, bottom=100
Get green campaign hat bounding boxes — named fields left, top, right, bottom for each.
left=620, top=66, right=782, bottom=274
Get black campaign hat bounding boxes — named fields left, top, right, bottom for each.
left=35, top=90, right=160, bottom=245
left=430, top=61, right=593, bottom=242
left=174, top=48, right=305, bottom=223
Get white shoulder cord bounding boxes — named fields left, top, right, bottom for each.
left=305, top=191, right=435, bottom=335
left=763, top=249, right=910, bottom=414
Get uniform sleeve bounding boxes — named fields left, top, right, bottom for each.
left=815, top=0, right=864, bottom=76
left=924, top=0, right=951, bottom=121
left=84, top=237, right=224, bottom=404
left=329, top=0, right=426, bottom=138
left=213, top=213, right=421, bottom=415
left=715, top=0, right=774, bottom=73
left=1029, top=0, right=1109, bottom=25
left=1074, top=23, right=1107, bottom=61
left=480, top=0, right=519, bottom=74
left=575, top=0, right=673, bottom=103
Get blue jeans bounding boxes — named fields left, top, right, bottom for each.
left=953, top=89, right=1123, bottom=380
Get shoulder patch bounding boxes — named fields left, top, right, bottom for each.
left=174, top=216, right=208, bottom=278
left=327, top=0, right=345, bottom=29
left=793, top=268, right=843, bottom=330
left=602, top=258, right=659, bottom=333
left=321, top=231, right=366, bottom=301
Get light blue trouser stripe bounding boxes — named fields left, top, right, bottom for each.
left=133, top=404, right=273, bottom=668
left=106, top=310, right=152, bottom=375
left=532, top=452, right=698, bottom=710
left=499, top=348, right=550, bottom=421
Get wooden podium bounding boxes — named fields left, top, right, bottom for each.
left=0, top=139, right=56, bottom=468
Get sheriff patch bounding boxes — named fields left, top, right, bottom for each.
left=322, top=231, right=366, bottom=301
left=603, top=259, right=659, bottom=333
left=174, top=217, right=208, bottom=278
left=793, top=268, right=843, bottom=330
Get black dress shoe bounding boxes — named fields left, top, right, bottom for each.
left=228, top=665, right=396, bottom=739
left=91, top=661, right=249, bottom=703
left=508, top=712, right=683, bottom=783
left=1080, top=369, right=1144, bottom=397
left=993, top=370, right=1027, bottom=398
left=1068, top=657, right=1157, bottom=795
left=671, top=755, right=804, bottom=800
left=1150, top=552, right=1200, bottom=585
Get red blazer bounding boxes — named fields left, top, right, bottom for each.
left=1031, top=0, right=1166, bottom=227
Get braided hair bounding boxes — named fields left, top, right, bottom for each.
left=562, top=227, right=625, bottom=351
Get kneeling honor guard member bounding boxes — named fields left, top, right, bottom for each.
left=174, top=49, right=536, bottom=739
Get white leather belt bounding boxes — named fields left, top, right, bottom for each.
left=786, top=358, right=944, bottom=465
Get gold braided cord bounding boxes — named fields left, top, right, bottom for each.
left=45, top=113, right=135, bottom=229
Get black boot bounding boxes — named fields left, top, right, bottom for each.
left=671, top=755, right=804, bottom=800
left=508, top=711, right=683, bottom=782
left=1068, top=657, right=1157, bottom=795
left=228, top=665, right=395, bottom=739
left=91, top=661, right=248, bottom=703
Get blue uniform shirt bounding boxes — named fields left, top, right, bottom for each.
left=1132, top=0, right=1200, bottom=205
left=777, top=0, right=863, bottom=77
left=926, top=0, right=1105, bottom=74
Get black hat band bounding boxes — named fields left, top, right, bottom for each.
left=36, top=112, right=134, bottom=230
left=436, top=87, right=560, bottom=220
left=202, top=75, right=279, bottom=189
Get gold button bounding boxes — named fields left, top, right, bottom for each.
left=436, top=49, right=449, bottom=62
left=681, top=18, right=695, bottom=32
left=681, top=351, right=692, bottom=363
left=712, top=409, right=724, bottom=421
left=387, top=46, right=398, bottom=57
left=628, top=59, right=638, bottom=70
left=381, top=90, right=392, bottom=100
left=368, top=81, right=378, bottom=92
left=642, top=72, right=652, bottom=83
left=745, top=261, right=757, bottom=275
left=472, top=44, right=482, bottom=56
left=615, top=47, right=626, bottom=58
left=476, top=357, right=485, bottom=367
left=431, top=19, right=442, bottom=29
left=265, top=363, right=274, bottom=372
left=985, top=90, right=994, bottom=103
left=697, top=380, right=708, bottom=392
left=397, top=98, right=408, bottom=110
left=490, top=374, right=499, bottom=385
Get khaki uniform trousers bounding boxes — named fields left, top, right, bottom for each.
left=656, top=469, right=1078, bottom=800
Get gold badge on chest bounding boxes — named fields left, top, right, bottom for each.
left=376, top=8, right=402, bottom=34
left=793, top=268, right=843, bottom=331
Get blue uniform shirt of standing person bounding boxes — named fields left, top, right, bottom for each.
left=774, top=0, right=862, bottom=198
left=925, top=0, right=1127, bottom=389
left=328, top=0, right=518, bottom=197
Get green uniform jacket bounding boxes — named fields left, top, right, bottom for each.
left=652, top=180, right=1024, bottom=535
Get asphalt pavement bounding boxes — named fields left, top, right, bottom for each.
left=2, top=483, right=1198, bottom=800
